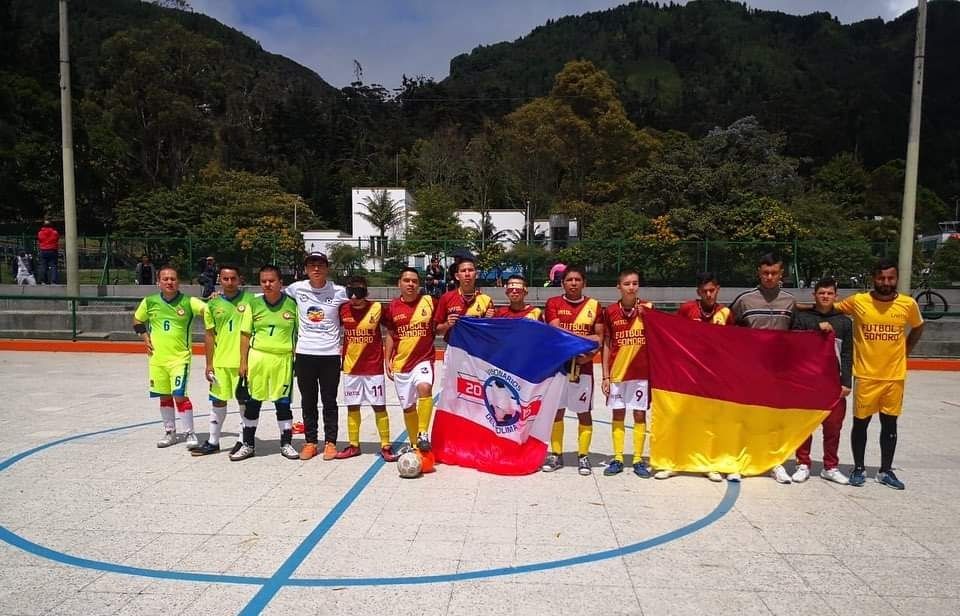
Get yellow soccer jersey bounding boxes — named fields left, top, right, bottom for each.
left=240, top=295, right=298, bottom=355
left=134, top=293, right=206, bottom=365
left=203, top=290, right=254, bottom=368
left=835, top=292, right=923, bottom=381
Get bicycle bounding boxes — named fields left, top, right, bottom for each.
left=913, top=266, right=949, bottom=320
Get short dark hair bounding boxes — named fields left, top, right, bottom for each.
left=398, top=267, right=420, bottom=282
left=873, top=258, right=898, bottom=275
left=258, top=264, right=281, bottom=279
left=219, top=264, right=240, bottom=275
left=617, top=268, right=640, bottom=283
left=814, top=277, right=838, bottom=291
left=505, top=274, right=526, bottom=285
left=347, top=275, right=368, bottom=287
left=758, top=253, right=783, bottom=267
left=456, top=256, right=476, bottom=270
left=696, top=271, right=719, bottom=287
left=563, top=265, right=587, bottom=281
left=157, top=265, right=178, bottom=278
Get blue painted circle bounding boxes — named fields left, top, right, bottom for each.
left=0, top=417, right=738, bottom=588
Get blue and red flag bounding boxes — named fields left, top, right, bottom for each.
left=432, top=317, right=597, bottom=475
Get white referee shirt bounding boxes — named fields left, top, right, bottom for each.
left=284, top=279, right=348, bottom=356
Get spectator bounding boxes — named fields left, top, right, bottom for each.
left=13, top=251, right=36, bottom=286
left=548, top=260, right=566, bottom=287
left=135, top=255, right=156, bottom=286
left=425, top=257, right=444, bottom=298
left=37, top=220, right=60, bottom=284
left=198, top=256, right=217, bottom=298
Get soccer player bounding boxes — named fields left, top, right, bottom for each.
left=383, top=267, right=436, bottom=452
left=541, top=265, right=603, bottom=475
left=232, top=265, right=300, bottom=461
left=285, top=252, right=348, bottom=461
left=194, top=265, right=254, bottom=456
left=729, top=253, right=797, bottom=484
left=335, top=276, right=398, bottom=462
left=600, top=269, right=654, bottom=478
left=674, top=271, right=735, bottom=481
left=836, top=259, right=923, bottom=489
left=493, top=275, right=542, bottom=320
left=434, top=256, right=495, bottom=341
left=791, top=277, right=852, bottom=484
left=133, top=266, right=205, bottom=448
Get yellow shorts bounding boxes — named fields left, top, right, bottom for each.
left=853, top=378, right=904, bottom=419
left=209, top=367, right=241, bottom=403
left=149, top=361, right=190, bottom=397
left=248, top=348, right=294, bottom=403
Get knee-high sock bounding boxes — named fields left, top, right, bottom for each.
left=403, top=410, right=419, bottom=446
left=374, top=411, right=390, bottom=447
left=416, top=396, right=433, bottom=435
left=612, top=419, right=625, bottom=462
left=347, top=409, right=361, bottom=446
left=633, top=422, right=646, bottom=461
left=551, top=420, right=564, bottom=455
left=879, top=413, right=898, bottom=472
left=851, top=415, right=871, bottom=469
left=175, top=398, right=194, bottom=433
left=160, top=400, right=176, bottom=432
left=209, top=406, right=227, bottom=445
left=242, top=400, right=261, bottom=446
left=577, top=424, right=592, bottom=457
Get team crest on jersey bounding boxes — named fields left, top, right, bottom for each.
left=282, top=311, right=293, bottom=320
left=176, top=307, right=186, bottom=316
left=306, top=306, right=325, bottom=322
left=455, top=370, right=543, bottom=435
left=236, top=305, right=246, bottom=312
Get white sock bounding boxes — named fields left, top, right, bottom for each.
left=178, top=406, right=195, bottom=434
left=241, top=415, right=259, bottom=429
left=209, top=406, right=227, bottom=445
left=278, top=419, right=293, bottom=432
left=160, top=407, right=176, bottom=432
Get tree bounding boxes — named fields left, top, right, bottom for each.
left=405, top=186, right=469, bottom=255
left=357, top=189, right=405, bottom=268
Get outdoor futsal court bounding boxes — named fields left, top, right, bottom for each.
left=0, top=351, right=958, bottom=616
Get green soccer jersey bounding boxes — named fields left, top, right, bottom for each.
left=241, top=295, right=298, bottom=355
left=134, top=292, right=206, bottom=364
left=203, top=289, right=254, bottom=368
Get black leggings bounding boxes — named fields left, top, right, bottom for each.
left=242, top=400, right=293, bottom=446
left=295, top=354, right=341, bottom=445
left=851, top=413, right=898, bottom=472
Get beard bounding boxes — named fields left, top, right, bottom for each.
left=874, top=283, right=896, bottom=295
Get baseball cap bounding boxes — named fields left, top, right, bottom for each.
left=304, top=252, right=329, bottom=265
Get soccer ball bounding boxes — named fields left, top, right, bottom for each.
left=397, top=450, right=422, bottom=478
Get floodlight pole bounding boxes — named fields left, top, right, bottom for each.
left=897, top=0, right=927, bottom=294
left=59, top=0, right=79, bottom=296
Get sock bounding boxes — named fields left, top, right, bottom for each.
left=280, top=429, right=293, bottom=446
left=577, top=423, right=592, bottom=457
left=612, top=419, right=625, bottom=462
left=160, top=401, right=176, bottom=432
left=633, top=422, right=646, bottom=462
left=550, top=420, right=564, bottom=455
left=347, top=409, right=361, bottom=447
left=374, top=411, right=391, bottom=447
left=879, top=413, right=898, bottom=472
left=242, top=426, right=256, bottom=447
left=209, top=406, right=227, bottom=445
left=277, top=418, right=293, bottom=433
left=403, top=410, right=419, bottom=445
left=416, top=396, right=433, bottom=435
left=175, top=398, right=194, bottom=434
left=852, top=416, right=870, bottom=469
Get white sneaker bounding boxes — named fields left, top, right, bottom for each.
left=726, top=473, right=741, bottom=482
left=654, top=469, right=675, bottom=480
left=156, top=431, right=177, bottom=448
left=791, top=464, right=810, bottom=483
left=820, top=467, right=849, bottom=485
left=280, top=443, right=300, bottom=460
left=771, top=465, right=792, bottom=484
left=185, top=432, right=200, bottom=450
left=706, top=471, right=723, bottom=482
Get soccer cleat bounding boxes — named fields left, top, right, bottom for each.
left=190, top=441, right=220, bottom=457
left=603, top=459, right=624, bottom=476
left=229, top=444, right=255, bottom=461
left=541, top=453, right=563, bottom=472
left=292, top=422, right=305, bottom=434
left=876, top=470, right=905, bottom=490
left=416, top=432, right=432, bottom=452
left=156, top=431, right=177, bottom=448
left=633, top=461, right=652, bottom=478
left=380, top=445, right=399, bottom=462
left=280, top=443, right=300, bottom=460
left=577, top=455, right=592, bottom=476
left=653, top=469, right=675, bottom=480
left=726, top=473, right=741, bottom=482
left=849, top=467, right=866, bottom=487
left=322, top=442, right=338, bottom=461
left=706, top=471, right=723, bottom=482
left=185, top=432, right=200, bottom=450
left=820, top=467, right=849, bottom=485
left=335, top=445, right=362, bottom=459
left=229, top=441, right=243, bottom=456
left=791, top=464, right=810, bottom=483
left=300, top=443, right=318, bottom=461
left=771, top=465, right=792, bottom=484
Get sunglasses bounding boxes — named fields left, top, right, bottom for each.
left=346, top=286, right=368, bottom=299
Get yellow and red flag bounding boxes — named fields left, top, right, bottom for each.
left=644, top=310, right=839, bottom=476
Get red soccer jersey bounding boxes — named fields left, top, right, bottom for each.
left=603, top=301, right=653, bottom=382
left=676, top=300, right=732, bottom=325
left=434, top=288, right=494, bottom=339
left=383, top=295, right=435, bottom=373
left=340, top=302, right=384, bottom=375
left=545, top=295, right=601, bottom=337
left=493, top=304, right=543, bottom=321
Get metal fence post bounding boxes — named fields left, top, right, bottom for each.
left=70, top=297, right=77, bottom=340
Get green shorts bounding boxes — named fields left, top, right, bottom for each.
left=209, top=367, right=241, bottom=403
left=248, top=348, right=294, bottom=403
left=149, top=361, right=190, bottom=397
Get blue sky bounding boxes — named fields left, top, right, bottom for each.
left=188, top=1, right=918, bottom=90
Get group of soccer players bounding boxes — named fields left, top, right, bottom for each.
left=134, top=251, right=924, bottom=490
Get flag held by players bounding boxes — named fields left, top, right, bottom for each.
left=432, top=318, right=597, bottom=475
left=644, top=310, right=839, bottom=476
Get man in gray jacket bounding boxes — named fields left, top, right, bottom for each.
left=791, top=277, right=853, bottom=484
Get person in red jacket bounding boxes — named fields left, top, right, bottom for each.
left=36, top=220, right=60, bottom=284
